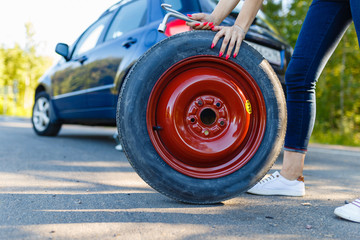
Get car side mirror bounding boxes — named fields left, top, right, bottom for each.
left=55, top=43, right=70, bottom=61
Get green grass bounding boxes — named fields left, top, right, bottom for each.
left=310, top=128, right=360, bottom=147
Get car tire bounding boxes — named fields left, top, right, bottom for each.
left=32, top=92, right=62, bottom=136
left=117, top=31, right=286, bottom=204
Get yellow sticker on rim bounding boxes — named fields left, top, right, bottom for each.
left=246, top=100, right=252, bottom=114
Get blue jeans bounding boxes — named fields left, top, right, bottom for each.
left=284, top=0, right=360, bottom=153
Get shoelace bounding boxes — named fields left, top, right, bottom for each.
left=351, top=198, right=360, bottom=208
left=258, top=174, right=278, bottom=184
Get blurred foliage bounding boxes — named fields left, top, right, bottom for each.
left=263, top=0, right=360, bottom=146
left=0, top=22, right=52, bottom=117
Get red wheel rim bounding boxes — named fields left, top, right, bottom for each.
left=147, top=56, right=266, bottom=179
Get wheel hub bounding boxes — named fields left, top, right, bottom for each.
left=33, top=97, right=50, bottom=131
left=186, top=96, right=229, bottom=138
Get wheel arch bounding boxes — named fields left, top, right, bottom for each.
left=34, top=84, right=46, bottom=97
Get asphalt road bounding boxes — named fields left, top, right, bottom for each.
left=0, top=116, right=359, bottom=240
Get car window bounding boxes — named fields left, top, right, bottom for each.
left=105, top=0, right=147, bottom=41
left=73, top=14, right=111, bottom=58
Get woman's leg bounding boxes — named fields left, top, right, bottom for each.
left=280, top=151, right=305, bottom=180
left=284, top=0, right=352, bottom=154
left=282, top=0, right=353, bottom=180
left=248, top=0, right=353, bottom=196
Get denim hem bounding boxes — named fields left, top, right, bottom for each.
left=284, top=146, right=307, bottom=154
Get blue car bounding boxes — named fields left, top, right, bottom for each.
left=32, top=0, right=292, bottom=136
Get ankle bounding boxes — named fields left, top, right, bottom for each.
left=280, top=170, right=303, bottom=181
left=281, top=150, right=305, bottom=181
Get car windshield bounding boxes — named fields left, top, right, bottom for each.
left=207, top=0, right=279, bottom=34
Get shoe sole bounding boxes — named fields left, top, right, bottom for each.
left=247, top=189, right=305, bottom=197
left=334, top=208, right=360, bottom=223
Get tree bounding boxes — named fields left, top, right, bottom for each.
left=262, top=0, right=310, bottom=48
left=0, top=22, right=52, bottom=116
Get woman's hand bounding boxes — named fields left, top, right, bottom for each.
left=186, top=13, right=216, bottom=30
left=186, top=12, right=247, bottom=59
left=211, top=25, right=246, bottom=59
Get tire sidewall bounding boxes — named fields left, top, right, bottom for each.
left=118, top=31, right=286, bottom=203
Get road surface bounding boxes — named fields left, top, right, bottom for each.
left=0, top=117, right=359, bottom=239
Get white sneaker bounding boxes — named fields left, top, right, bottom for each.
left=247, top=171, right=305, bottom=197
left=334, top=199, right=360, bottom=223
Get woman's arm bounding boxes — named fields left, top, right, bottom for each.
left=210, top=0, right=242, bottom=26
left=213, top=0, right=264, bottom=58
left=187, top=0, right=264, bottom=58
left=187, top=0, right=241, bottom=30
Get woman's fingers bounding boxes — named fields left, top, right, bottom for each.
left=186, top=13, right=213, bottom=30
left=188, top=21, right=214, bottom=30
left=211, top=26, right=246, bottom=59
left=186, top=16, right=246, bottom=59
left=226, top=31, right=238, bottom=59
left=211, top=26, right=225, bottom=50
left=220, top=29, right=231, bottom=57
left=211, top=25, right=222, bottom=32
left=233, top=34, right=243, bottom=58
left=189, top=13, right=206, bottom=21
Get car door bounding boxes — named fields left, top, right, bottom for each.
left=51, top=12, right=113, bottom=116
left=85, top=0, right=148, bottom=113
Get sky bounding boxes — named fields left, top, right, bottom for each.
left=0, top=0, right=120, bottom=59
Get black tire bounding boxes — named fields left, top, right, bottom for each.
left=117, top=31, right=286, bottom=204
left=32, top=92, right=62, bottom=136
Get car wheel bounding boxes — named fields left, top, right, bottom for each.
left=32, top=92, right=62, bottom=136
left=117, top=31, right=286, bottom=204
